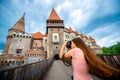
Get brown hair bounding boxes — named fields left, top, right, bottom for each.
left=72, top=37, right=120, bottom=79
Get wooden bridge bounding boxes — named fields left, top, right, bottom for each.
left=0, top=54, right=120, bottom=80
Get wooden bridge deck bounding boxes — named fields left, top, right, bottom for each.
left=43, top=60, right=103, bottom=80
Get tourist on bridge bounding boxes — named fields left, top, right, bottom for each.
left=59, top=37, right=120, bottom=80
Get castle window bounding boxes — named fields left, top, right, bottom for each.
left=20, top=39, right=22, bottom=42
left=5, top=61, right=7, bottom=64
left=54, top=35, right=57, bottom=39
left=1, top=61, right=4, bottom=64
left=56, top=47, right=58, bottom=49
left=16, top=49, right=22, bottom=54
left=13, top=34, right=16, bottom=37
left=36, top=43, right=37, bottom=46
left=45, top=39, right=47, bottom=43
left=53, top=33, right=59, bottom=43
left=13, top=61, right=15, bottom=64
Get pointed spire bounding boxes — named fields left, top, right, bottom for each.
left=23, top=12, right=25, bottom=16
left=9, top=14, right=25, bottom=32
left=48, top=8, right=61, bottom=20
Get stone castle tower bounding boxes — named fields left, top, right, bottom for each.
left=46, top=8, right=64, bottom=58
left=3, top=14, right=31, bottom=56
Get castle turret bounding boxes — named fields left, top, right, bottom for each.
left=9, top=14, right=25, bottom=33
left=46, top=8, right=64, bottom=58
left=3, top=14, right=25, bottom=54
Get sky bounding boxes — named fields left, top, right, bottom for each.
left=0, top=0, right=120, bottom=53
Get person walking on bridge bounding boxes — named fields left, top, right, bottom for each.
left=59, top=37, right=120, bottom=80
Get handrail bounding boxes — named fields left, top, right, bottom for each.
left=0, top=58, right=54, bottom=80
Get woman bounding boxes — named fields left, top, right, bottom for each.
left=59, top=37, right=120, bottom=80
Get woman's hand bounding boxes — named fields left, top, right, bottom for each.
left=59, top=41, right=67, bottom=59
left=59, top=41, right=72, bottom=59
left=62, top=41, right=67, bottom=47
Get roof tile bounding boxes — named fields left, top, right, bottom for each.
left=32, top=32, right=43, bottom=39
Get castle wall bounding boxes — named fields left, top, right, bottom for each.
left=32, top=39, right=43, bottom=49
left=26, top=49, right=46, bottom=63
left=8, top=33, right=31, bottom=56
left=43, top=37, right=47, bottom=51
left=2, top=36, right=12, bottom=54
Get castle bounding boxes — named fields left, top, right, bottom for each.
left=0, top=8, right=102, bottom=66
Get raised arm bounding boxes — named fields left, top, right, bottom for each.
left=59, top=41, right=71, bottom=59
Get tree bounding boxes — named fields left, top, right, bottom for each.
left=102, top=42, right=120, bottom=54
left=114, top=42, right=120, bottom=53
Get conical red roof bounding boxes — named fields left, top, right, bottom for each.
left=48, top=8, right=61, bottom=20
left=10, top=14, right=25, bottom=32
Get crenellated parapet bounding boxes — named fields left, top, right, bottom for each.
left=0, top=54, right=27, bottom=66
left=8, top=32, right=32, bottom=38
left=26, top=49, right=47, bottom=63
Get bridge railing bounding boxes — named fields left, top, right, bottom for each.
left=0, top=54, right=119, bottom=80
left=62, top=54, right=120, bottom=68
left=97, top=54, right=120, bottom=68
left=0, top=58, right=53, bottom=80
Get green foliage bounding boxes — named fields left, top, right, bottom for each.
left=102, top=42, right=120, bottom=55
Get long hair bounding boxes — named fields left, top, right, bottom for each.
left=72, top=37, right=120, bottom=79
